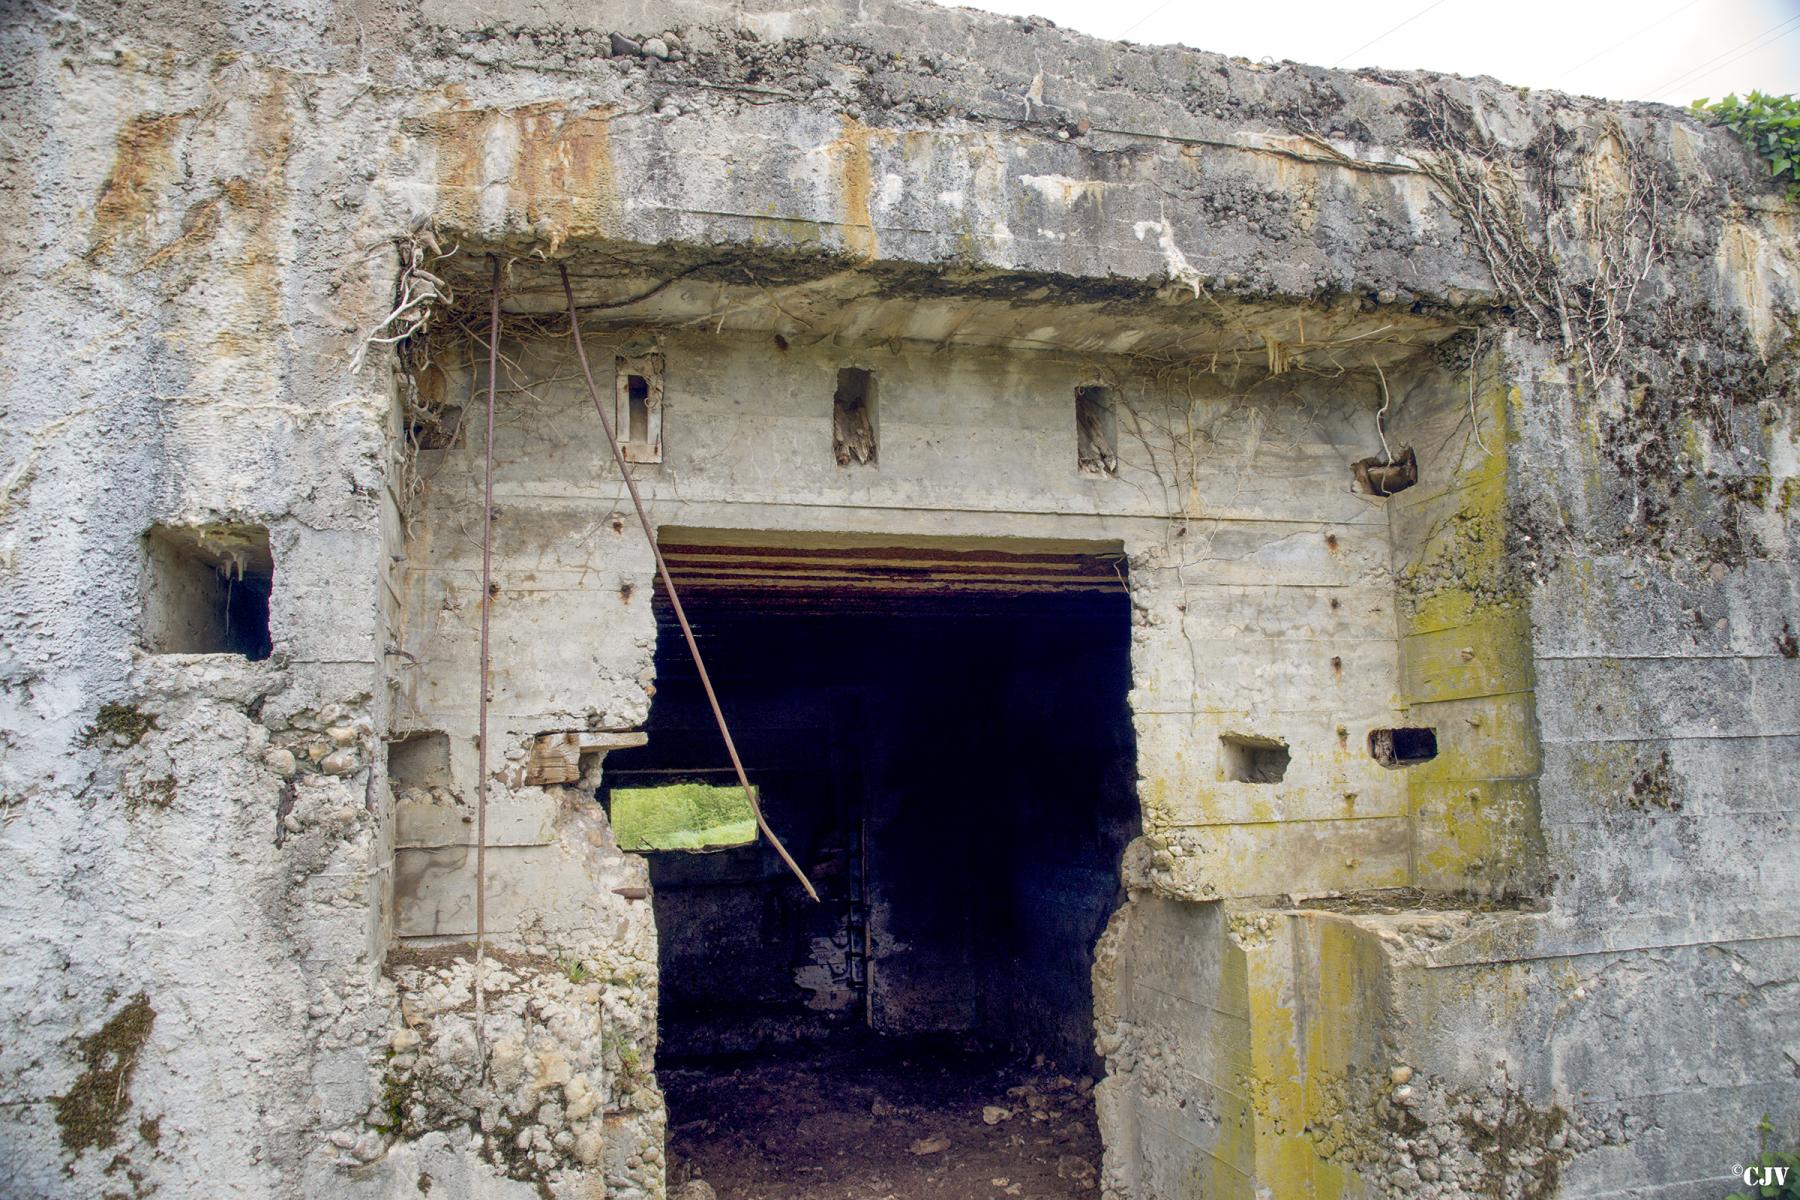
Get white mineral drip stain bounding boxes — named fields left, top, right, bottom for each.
left=1133, top=219, right=1203, bottom=297
left=1017, top=174, right=1108, bottom=210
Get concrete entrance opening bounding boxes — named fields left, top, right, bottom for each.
left=609, top=534, right=1139, bottom=1194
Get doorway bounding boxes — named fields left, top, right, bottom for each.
left=604, top=536, right=1139, bottom=1197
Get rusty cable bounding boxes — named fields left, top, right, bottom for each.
left=475, top=254, right=501, bottom=1047
left=558, top=263, right=819, bottom=903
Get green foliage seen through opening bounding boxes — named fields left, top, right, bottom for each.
left=1693, top=91, right=1800, bottom=201
left=611, top=782, right=758, bottom=851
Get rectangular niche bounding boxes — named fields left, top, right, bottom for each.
left=141, top=524, right=273, bottom=660
left=1219, top=733, right=1289, bottom=783
left=615, top=353, right=664, bottom=463
left=1077, top=385, right=1117, bottom=475
left=387, top=730, right=452, bottom=790
left=833, top=367, right=878, bottom=466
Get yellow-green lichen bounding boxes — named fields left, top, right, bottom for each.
left=1777, top=476, right=1799, bottom=515
left=1230, top=915, right=1389, bottom=1199
left=1391, top=367, right=1543, bottom=898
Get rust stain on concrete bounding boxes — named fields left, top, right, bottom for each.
left=88, top=112, right=188, bottom=258
left=424, top=101, right=619, bottom=244
left=515, top=104, right=620, bottom=249
left=141, top=195, right=223, bottom=270
left=225, top=81, right=295, bottom=341
left=835, top=115, right=878, bottom=260
left=421, top=106, right=490, bottom=231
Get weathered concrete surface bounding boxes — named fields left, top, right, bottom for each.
left=1, top=0, right=1796, bottom=1196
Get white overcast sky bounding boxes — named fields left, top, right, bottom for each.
left=931, top=0, right=1800, bottom=105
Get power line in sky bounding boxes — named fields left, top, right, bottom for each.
left=1117, top=0, right=1178, bottom=40
left=1646, top=10, right=1800, bottom=101
left=1331, top=0, right=1450, bottom=68
left=1560, top=0, right=1704, bottom=80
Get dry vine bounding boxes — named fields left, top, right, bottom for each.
left=1413, top=90, right=1676, bottom=389
left=353, top=233, right=453, bottom=373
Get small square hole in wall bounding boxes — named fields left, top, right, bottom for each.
left=833, top=367, right=878, bottom=466
left=142, top=524, right=274, bottom=659
left=1077, top=385, right=1117, bottom=475
left=1370, top=727, right=1438, bottom=767
left=615, top=353, right=664, bottom=463
left=1220, top=733, right=1289, bottom=784
left=387, top=731, right=451, bottom=790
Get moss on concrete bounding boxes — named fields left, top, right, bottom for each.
left=123, top=777, right=176, bottom=817
left=80, top=703, right=155, bottom=749
left=55, top=993, right=155, bottom=1155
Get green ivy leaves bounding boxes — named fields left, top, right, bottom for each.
left=1694, top=91, right=1800, bottom=201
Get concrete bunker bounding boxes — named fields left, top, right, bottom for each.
left=381, top=244, right=1556, bottom=1196
left=8, top=1, right=1795, bottom=1194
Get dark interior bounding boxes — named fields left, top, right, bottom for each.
left=142, top=525, right=274, bottom=661
left=223, top=571, right=274, bottom=660
left=604, top=580, right=1139, bottom=1071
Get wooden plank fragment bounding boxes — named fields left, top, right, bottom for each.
left=525, top=730, right=649, bottom=786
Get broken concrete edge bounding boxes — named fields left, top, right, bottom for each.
left=1090, top=894, right=1603, bottom=1198
left=378, top=784, right=663, bottom=1189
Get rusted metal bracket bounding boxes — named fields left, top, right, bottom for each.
left=1352, top=445, right=1418, bottom=496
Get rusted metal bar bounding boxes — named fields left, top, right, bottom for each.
left=475, top=254, right=501, bottom=1039
left=558, top=263, right=819, bottom=903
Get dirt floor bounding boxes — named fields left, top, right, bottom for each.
left=662, top=1034, right=1104, bottom=1200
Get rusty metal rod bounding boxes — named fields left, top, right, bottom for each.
left=475, top=254, right=501, bottom=1036
left=558, top=263, right=819, bottom=903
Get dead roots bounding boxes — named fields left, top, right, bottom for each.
left=1414, top=90, right=1676, bottom=389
